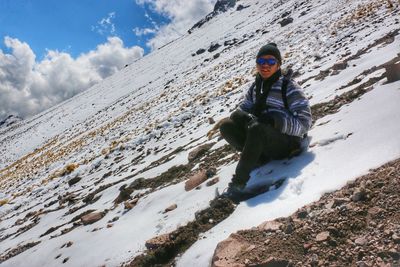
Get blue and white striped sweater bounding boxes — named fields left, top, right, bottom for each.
left=239, top=76, right=312, bottom=137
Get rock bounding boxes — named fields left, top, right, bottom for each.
left=185, top=170, right=208, bottom=191
left=213, top=53, right=220, bottom=59
left=256, top=257, right=292, bottom=267
left=356, top=261, right=370, bottom=267
left=102, top=171, right=112, bottom=178
left=388, top=249, right=400, bottom=260
left=124, top=201, right=134, bottom=210
left=211, top=234, right=251, bottom=267
left=281, top=11, right=291, bottom=18
left=368, top=206, right=383, bottom=217
left=129, top=177, right=146, bottom=189
left=297, top=209, right=308, bottom=219
left=384, top=60, right=400, bottom=83
left=66, top=241, right=73, bottom=247
left=206, top=177, right=220, bottom=187
left=304, top=243, right=313, bottom=250
left=59, top=193, right=78, bottom=205
left=114, top=184, right=134, bottom=204
left=196, top=48, right=206, bottom=55
left=392, top=233, right=400, bottom=244
left=67, top=176, right=81, bottom=186
left=224, top=39, right=238, bottom=46
left=258, top=221, right=282, bottom=232
left=206, top=168, right=217, bottom=178
left=213, top=0, right=236, bottom=13
left=355, top=237, right=368, bottom=246
left=15, top=218, right=25, bottom=225
left=327, top=226, right=340, bottom=237
left=63, top=257, right=69, bottom=263
left=332, top=61, right=348, bottom=70
left=281, top=218, right=295, bottom=234
left=279, top=17, right=293, bottom=27
left=208, top=117, right=215, bottom=124
left=188, top=144, right=213, bottom=162
left=326, top=198, right=349, bottom=209
left=124, top=198, right=138, bottom=210
left=81, top=212, right=104, bottom=225
left=236, top=4, right=249, bottom=11
left=164, top=204, right=177, bottom=213
left=208, top=43, right=221, bottom=53
left=316, top=231, right=330, bottom=242
left=0, top=114, right=22, bottom=128
left=351, top=188, right=367, bottom=202
left=300, top=11, right=307, bottom=17
left=108, top=216, right=120, bottom=223
left=145, top=233, right=171, bottom=250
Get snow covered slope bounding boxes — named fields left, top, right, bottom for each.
left=0, top=0, right=399, bottom=266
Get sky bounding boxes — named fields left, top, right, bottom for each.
left=0, top=0, right=217, bottom=121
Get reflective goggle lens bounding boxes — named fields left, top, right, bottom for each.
left=256, top=58, right=277, bottom=66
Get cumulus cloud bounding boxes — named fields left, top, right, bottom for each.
left=0, top=36, right=144, bottom=120
left=136, top=0, right=217, bottom=50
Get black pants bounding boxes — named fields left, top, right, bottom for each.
left=220, top=110, right=299, bottom=184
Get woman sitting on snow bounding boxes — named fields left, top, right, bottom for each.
left=219, top=43, right=312, bottom=191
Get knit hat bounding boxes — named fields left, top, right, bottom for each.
left=256, top=43, right=282, bottom=64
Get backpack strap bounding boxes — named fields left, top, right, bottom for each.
left=281, top=69, right=293, bottom=111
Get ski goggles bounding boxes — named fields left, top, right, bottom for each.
left=256, top=57, right=278, bottom=66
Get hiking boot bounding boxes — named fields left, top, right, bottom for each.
left=230, top=174, right=247, bottom=189
left=220, top=181, right=245, bottom=203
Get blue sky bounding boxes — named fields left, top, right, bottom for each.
left=0, top=0, right=217, bottom=121
left=0, top=0, right=170, bottom=59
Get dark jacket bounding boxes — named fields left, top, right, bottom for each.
left=239, top=73, right=312, bottom=138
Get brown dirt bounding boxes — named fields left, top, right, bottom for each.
left=126, top=197, right=235, bottom=267
left=218, top=158, right=400, bottom=267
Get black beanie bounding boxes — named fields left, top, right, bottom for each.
left=256, top=43, right=282, bottom=64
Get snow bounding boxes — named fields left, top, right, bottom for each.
left=177, top=81, right=400, bottom=267
left=1, top=0, right=400, bottom=266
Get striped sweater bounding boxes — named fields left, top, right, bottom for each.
left=239, top=75, right=312, bottom=137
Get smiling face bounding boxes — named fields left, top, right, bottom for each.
left=256, top=55, right=280, bottom=79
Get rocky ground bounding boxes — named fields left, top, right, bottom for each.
left=212, top=158, right=400, bottom=267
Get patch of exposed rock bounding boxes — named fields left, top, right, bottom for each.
left=127, top=198, right=235, bottom=266
left=212, top=158, right=400, bottom=266
left=188, top=0, right=236, bottom=33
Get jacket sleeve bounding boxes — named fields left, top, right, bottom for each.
left=238, top=83, right=255, bottom=113
left=272, top=80, right=312, bottom=137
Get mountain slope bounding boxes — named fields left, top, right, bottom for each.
left=0, top=0, right=399, bottom=266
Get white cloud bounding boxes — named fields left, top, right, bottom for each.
left=0, top=36, right=144, bottom=120
left=133, top=27, right=157, bottom=37
left=135, top=0, right=217, bottom=50
left=92, top=12, right=117, bottom=36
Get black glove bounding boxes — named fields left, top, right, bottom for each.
left=258, top=113, right=275, bottom=127
left=245, top=113, right=259, bottom=129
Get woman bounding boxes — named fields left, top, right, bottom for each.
left=220, top=43, right=312, bottom=190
